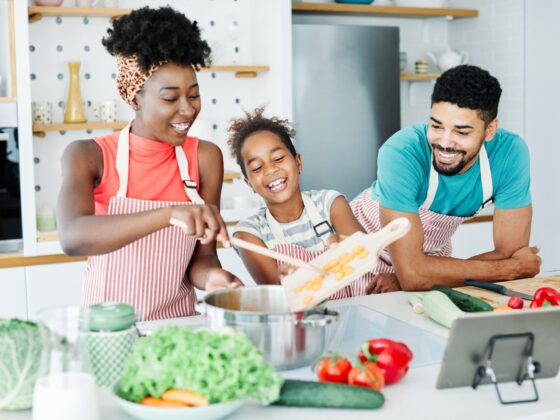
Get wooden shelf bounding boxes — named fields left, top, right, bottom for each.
left=0, top=251, right=87, bottom=269
left=223, top=170, right=242, bottom=183
left=200, top=65, right=270, bottom=78
left=463, top=215, right=493, bottom=224
left=33, top=121, right=128, bottom=137
left=292, top=3, right=478, bottom=18
left=28, top=6, right=132, bottom=23
left=400, top=73, right=440, bottom=81
left=0, top=97, right=17, bottom=103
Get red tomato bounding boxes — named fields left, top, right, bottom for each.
left=315, top=355, right=352, bottom=384
left=348, top=362, right=385, bottom=390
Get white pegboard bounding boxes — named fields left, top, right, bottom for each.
left=26, top=0, right=290, bottom=219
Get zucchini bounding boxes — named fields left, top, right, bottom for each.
left=273, top=379, right=384, bottom=409
left=432, top=285, right=493, bottom=312
left=422, top=290, right=463, bottom=328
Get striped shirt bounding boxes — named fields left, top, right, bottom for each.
left=232, top=190, right=342, bottom=252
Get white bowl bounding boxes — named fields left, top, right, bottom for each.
left=113, top=390, right=244, bottom=420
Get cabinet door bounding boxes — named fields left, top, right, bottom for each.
left=0, top=267, right=27, bottom=319
left=26, top=261, right=87, bottom=320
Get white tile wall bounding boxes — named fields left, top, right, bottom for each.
left=449, top=0, right=525, bottom=136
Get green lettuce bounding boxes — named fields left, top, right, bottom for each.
left=0, top=319, right=42, bottom=411
left=118, top=326, right=283, bottom=404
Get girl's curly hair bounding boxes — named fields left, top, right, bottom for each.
left=102, top=6, right=211, bottom=72
left=227, top=108, right=297, bottom=177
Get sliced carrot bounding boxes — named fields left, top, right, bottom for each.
left=140, top=397, right=188, bottom=407
left=162, top=389, right=209, bottom=407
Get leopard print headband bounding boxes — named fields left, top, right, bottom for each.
left=116, top=55, right=164, bottom=106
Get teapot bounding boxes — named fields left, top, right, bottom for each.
left=427, top=47, right=469, bottom=72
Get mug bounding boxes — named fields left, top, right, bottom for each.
left=32, top=102, right=53, bottom=125
left=93, top=100, right=117, bottom=123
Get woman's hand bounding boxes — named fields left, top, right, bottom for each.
left=169, top=204, right=229, bottom=245
left=205, top=267, right=243, bottom=292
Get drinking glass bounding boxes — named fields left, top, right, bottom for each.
left=32, top=306, right=99, bottom=420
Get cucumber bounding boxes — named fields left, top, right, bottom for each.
left=432, top=285, right=493, bottom=312
left=273, top=380, right=384, bottom=409
left=422, top=290, right=463, bottom=328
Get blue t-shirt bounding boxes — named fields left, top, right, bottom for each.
left=371, top=124, right=531, bottom=217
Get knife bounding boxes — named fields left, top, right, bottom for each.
left=464, top=279, right=534, bottom=301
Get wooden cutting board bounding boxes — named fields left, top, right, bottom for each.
left=454, top=276, right=560, bottom=308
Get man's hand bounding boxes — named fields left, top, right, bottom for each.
left=366, top=273, right=402, bottom=294
left=511, top=246, right=541, bottom=278
left=205, top=268, right=243, bottom=292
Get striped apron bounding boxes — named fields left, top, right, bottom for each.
left=266, top=194, right=368, bottom=299
left=82, top=123, right=205, bottom=321
left=351, top=145, right=493, bottom=288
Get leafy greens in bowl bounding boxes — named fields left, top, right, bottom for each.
left=118, top=326, right=283, bottom=406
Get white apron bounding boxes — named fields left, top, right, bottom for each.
left=266, top=194, right=371, bottom=299
left=351, top=145, right=493, bottom=289
left=82, top=123, right=204, bottom=321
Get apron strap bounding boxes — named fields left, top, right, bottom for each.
left=420, top=160, right=439, bottom=210
left=115, top=121, right=204, bottom=204
left=265, top=193, right=333, bottom=246
left=421, top=145, right=493, bottom=211
left=115, top=122, right=131, bottom=198
left=175, top=145, right=205, bottom=205
left=479, top=145, right=493, bottom=208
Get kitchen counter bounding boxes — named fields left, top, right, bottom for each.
left=5, top=292, right=560, bottom=420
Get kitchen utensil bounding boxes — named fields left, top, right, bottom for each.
left=464, top=279, right=534, bottom=301
left=196, top=285, right=339, bottom=370
left=169, top=217, right=325, bottom=274
left=112, top=387, right=244, bottom=420
left=455, top=277, right=560, bottom=308
left=282, top=217, right=411, bottom=312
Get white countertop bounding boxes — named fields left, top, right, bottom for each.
left=5, top=292, right=560, bottom=420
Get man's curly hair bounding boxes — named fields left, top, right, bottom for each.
left=227, top=108, right=297, bottom=178
left=102, top=6, right=211, bottom=71
left=431, top=65, right=502, bottom=125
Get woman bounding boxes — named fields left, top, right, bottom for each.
left=57, top=6, right=241, bottom=321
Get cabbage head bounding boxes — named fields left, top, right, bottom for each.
left=119, top=326, right=283, bottom=405
left=0, top=319, right=42, bottom=411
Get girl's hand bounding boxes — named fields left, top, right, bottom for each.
left=169, top=204, right=229, bottom=245
left=205, top=267, right=243, bottom=292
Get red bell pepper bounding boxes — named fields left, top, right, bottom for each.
left=358, top=338, right=413, bottom=385
left=530, top=287, right=560, bottom=308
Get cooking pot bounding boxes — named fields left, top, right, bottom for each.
left=196, top=286, right=339, bottom=371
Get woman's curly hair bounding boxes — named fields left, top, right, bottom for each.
left=227, top=108, right=297, bottom=177
left=102, top=6, right=211, bottom=71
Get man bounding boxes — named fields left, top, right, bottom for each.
left=351, top=65, right=541, bottom=293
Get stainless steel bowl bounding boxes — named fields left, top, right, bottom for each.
left=196, top=285, right=338, bottom=371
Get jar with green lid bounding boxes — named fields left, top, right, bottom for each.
left=85, top=303, right=138, bottom=387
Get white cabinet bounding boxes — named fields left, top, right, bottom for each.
left=451, top=222, right=493, bottom=259
left=0, top=267, right=27, bottom=319
left=25, top=261, right=86, bottom=320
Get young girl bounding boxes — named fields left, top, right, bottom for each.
left=57, top=7, right=241, bottom=321
left=228, top=108, right=372, bottom=298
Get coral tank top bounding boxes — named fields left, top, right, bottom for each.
left=93, top=131, right=200, bottom=215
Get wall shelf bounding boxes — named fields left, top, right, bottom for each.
left=400, top=73, right=440, bottom=81
left=292, top=3, right=478, bottom=18
left=223, top=170, right=242, bottom=183
left=0, top=97, right=17, bottom=103
left=200, top=65, right=270, bottom=78
left=32, top=121, right=128, bottom=137
left=28, top=6, right=132, bottom=23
